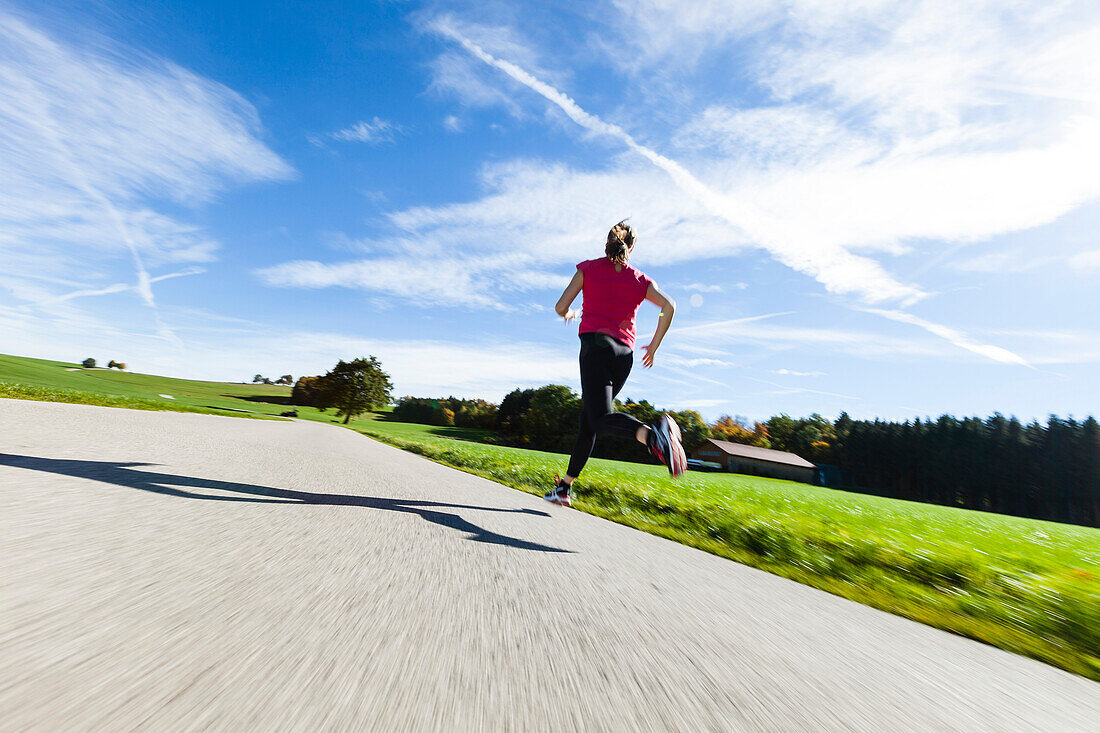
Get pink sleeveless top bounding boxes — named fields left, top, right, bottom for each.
left=576, top=258, right=654, bottom=349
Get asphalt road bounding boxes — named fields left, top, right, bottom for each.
left=2, top=398, right=1098, bottom=731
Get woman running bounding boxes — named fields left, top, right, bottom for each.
left=544, top=221, right=686, bottom=507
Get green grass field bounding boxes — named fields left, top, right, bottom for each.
left=0, top=354, right=295, bottom=418
left=3, top=353, right=1099, bottom=680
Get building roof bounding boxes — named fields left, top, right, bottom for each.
left=700, top=439, right=816, bottom=468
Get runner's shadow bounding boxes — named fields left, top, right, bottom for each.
left=0, top=453, right=569, bottom=553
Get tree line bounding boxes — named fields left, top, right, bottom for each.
left=824, top=413, right=1100, bottom=527
left=382, top=383, right=1100, bottom=527
left=389, top=385, right=710, bottom=465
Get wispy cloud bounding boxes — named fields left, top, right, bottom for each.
left=256, top=257, right=511, bottom=310
left=671, top=316, right=956, bottom=361
left=256, top=159, right=738, bottom=309
left=0, top=10, right=291, bottom=340
left=773, top=369, right=825, bottom=377
left=1068, top=249, right=1100, bottom=271
left=672, top=105, right=857, bottom=164
left=426, top=17, right=1034, bottom=366
left=949, top=250, right=1056, bottom=274
left=0, top=303, right=578, bottom=398
left=746, top=375, right=860, bottom=402
left=315, top=117, right=402, bottom=145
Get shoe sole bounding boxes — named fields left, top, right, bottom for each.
left=543, top=494, right=572, bottom=507
left=663, top=414, right=686, bottom=479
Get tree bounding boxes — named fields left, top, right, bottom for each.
left=497, top=388, right=535, bottom=436
left=454, top=399, right=497, bottom=429
left=621, top=398, right=659, bottom=426
left=319, top=356, right=393, bottom=424
left=107, top=360, right=122, bottom=370
left=291, top=376, right=328, bottom=407
left=670, top=410, right=711, bottom=452
left=253, top=374, right=265, bottom=384
left=522, top=385, right=580, bottom=452
left=710, top=415, right=770, bottom=448
left=82, top=358, right=96, bottom=368
left=275, top=374, right=293, bottom=385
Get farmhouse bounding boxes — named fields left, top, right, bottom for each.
left=691, top=438, right=816, bottom=484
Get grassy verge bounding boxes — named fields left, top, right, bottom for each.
left=0, top=382, right=279, bottom=419
left=354, top=420, right=1100, bottom=682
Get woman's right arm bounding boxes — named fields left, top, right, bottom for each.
left=642, top=284, right=675, bottom=368
left=555, top=270, right=584, bottom=320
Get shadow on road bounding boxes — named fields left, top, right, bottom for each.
left=0, top=453, right=570, bottom=553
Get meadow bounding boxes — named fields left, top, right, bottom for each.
left=2, top=353, right=1098, bottom=679
left=0, top=354, right=293, bottom=418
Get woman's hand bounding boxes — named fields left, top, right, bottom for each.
left=642, top=284, right=675, bottom=369
left=562, top=308, right=579, bottom=323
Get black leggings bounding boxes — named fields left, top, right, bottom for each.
left=567, top=333, right=646, bottom=478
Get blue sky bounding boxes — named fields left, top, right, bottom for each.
left=2, top=0, right=1099, bottom=423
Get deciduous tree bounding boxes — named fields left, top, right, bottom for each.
left=320, top=356, right=393, bottom=424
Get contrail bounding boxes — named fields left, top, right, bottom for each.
left=674, top=311, right=796, bottom=334
left=14, top=70, right=177, bottom=342
left=433, top=20, right=1030, bottom=366
left=20, top=283, right=130, bottom=309
left=22, top=268, right=205, bottom=310
left=863, top=308, right=1033, bottom=368
left=149, top=267, right=205, bottom=284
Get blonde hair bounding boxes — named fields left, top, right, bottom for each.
left=605, top=220, right=635, bottom=265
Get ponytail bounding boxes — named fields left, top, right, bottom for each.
left=605, top=220, right=635, bottom=264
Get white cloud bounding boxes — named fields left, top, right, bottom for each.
left=672, top=105, right=860, bottom=165
left=324, top=117, right=402, bottom=145
left=602, top=2, right=1100, bottom=272
left=950, top=250, right=1055, bottom=274
left=420, top=10, right=1097, bottom=366
left=679, top=283, right=722, bottom=293
left=425, top=20, right=939, bottom=309
left=0, top=10, right=291, bottom=335
left=0, top=306, right=577, bottom=399
left=443, top=115, right=463, bottom=132
left=257, top=158, right=744, bottom=309
left=773, top=369, right=825, bottom=377
left=982, top=328, right=1100, bottom=366
left=746, top=375, right=860, bottom=401
left=1068, top=249, right=1100, bottom=271
left=671, top=315, right=956, bottom=361
left=256, top=257, right=511, bottom=310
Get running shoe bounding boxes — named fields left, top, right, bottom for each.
left=648, top=413, right=686, bottom=478
left=543, top=477, right=573, bottom=507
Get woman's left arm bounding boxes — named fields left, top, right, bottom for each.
left=555, top=271, right=583, bottom=321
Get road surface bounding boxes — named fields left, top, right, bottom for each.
left=2, top=398, right=1098, bottom=731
